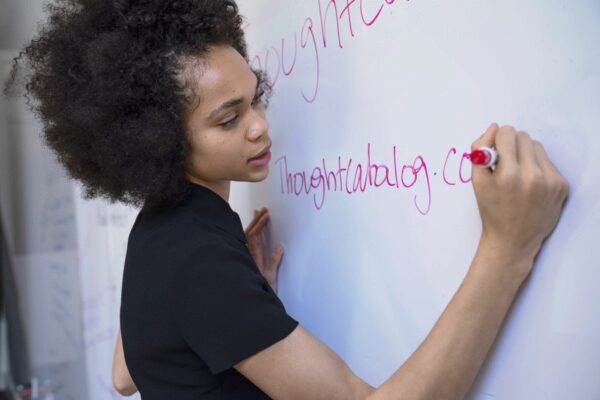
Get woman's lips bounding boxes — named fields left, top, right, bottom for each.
left=248, top=148, right=272, bottom=166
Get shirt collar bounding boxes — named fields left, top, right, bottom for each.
left=180, top=181, right=247, bottom=244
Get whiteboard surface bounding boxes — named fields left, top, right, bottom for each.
left=235, top=1, right=600, bottom=398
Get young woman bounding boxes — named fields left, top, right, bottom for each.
left=6, top=1, right=568, bottom=399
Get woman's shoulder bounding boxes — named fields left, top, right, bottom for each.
left=127, top=200, right=247, bottom=264
left=127, top=204, right=220, bottom=251
left=131, top=183, right=245, bottom=244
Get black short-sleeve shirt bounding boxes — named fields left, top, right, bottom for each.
left=120, top=182, right=298, bottom=399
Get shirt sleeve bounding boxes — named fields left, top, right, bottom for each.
left=173, top=236, right=298, bottom=374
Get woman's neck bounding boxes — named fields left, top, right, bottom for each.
left=186, top=175, right=231, bottom=202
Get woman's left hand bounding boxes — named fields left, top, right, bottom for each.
left=245, top=207, right=284, bottom=293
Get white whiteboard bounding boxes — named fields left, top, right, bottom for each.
left=234, top=1, right=600, bottom=398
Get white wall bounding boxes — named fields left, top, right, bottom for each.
left=1, top=1, right=89, bottom=397
left=0, top=0, right=46, bottom=50
left=0, top=48, right=10, bottom=393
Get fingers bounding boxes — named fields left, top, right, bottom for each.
left=507, top=129, right=566, bottom=200
left=471, top=123, right=499, bottom=180
left=244, top=207, right=268, bottom=235
left=515, top=130, right=539, bottom=171
left=245, top=209, right=268, bottom=267
left=269, top=244, right=285, bottom=269
left=474, top=125, right=540, bottom=173
left=471, top=122, right=499, bottom=151
left=532, top=140, right=559, bottom=176
left=246, top=210, right=269, bottom=237
left=248, top=234, right=265, bottom=269
left=245, top=209, right=260, bottom=235
left=471, top=124, right=546, bottom=191
left=494, top=125, right=518, bottom=173
left=533, top=140, right=570, bottom=200
left=266, top=244, right=285, bottom=283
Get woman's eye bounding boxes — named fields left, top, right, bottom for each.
left=220, top=115, right=239, bottom=128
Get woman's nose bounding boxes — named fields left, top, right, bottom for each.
left=247, top=110, right=270, bottom=141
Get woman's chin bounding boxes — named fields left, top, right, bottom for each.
left=244, top=167, right=270, bottom=183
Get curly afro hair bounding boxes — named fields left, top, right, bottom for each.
left=4, top=0, right=269, bottom=209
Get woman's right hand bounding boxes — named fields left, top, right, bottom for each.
left=471, top=123, right=569, bottom=280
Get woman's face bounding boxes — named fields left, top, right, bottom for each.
left=182, top=45, right=271, bottom=195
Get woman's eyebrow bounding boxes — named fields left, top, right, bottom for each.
left=207, top=97, right=245, bottom=120
left=207, top=75, right=260, bottom=120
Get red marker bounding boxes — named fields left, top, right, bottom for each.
left=470, top=146, right=498, bottom=168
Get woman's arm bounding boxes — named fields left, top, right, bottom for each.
left=112, top=328, right=138, bottom=396
left=236, top=242, right=529, bottom=400
left=369, top=240, right=529, bottom=399
left=234, top=124, right=569, bottom=400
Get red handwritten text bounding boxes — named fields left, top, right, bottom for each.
left=251, top=0, right=410, bottom=102
left=275, top=143, right=472, bottom=215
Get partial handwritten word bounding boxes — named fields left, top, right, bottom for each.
left=251, top=0, right=410, bottom=102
